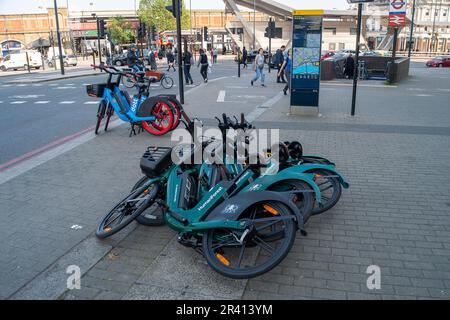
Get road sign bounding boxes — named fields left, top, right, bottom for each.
left=389, top=0, right=407, bottom=27
left=389, top=13, right=406, bottom=27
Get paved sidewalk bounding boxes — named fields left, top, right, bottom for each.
left=1, top=64, right=450, bottom=300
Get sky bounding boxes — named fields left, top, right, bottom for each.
left=0, top=0, right=350, bottom=15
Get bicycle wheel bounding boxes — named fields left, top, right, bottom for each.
left=152, top=98, right=181, bottom=131
left=306, top=169, right=342, bottom=215
left=141, top=101, right=174, bottom=136
left=104, top=104, right=114, bottom=132
left=202, top=201, right=296, bottom=279
left=122, top=75, right=136, bottom=89
left=96, top=183, right=159, bottom=239
left=95, top=101, right=107, bottom=135
left=132, top=176, right=166, bottom=226
left=161, top=75, right=174, bottom=89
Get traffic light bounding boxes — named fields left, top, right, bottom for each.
left=151, top=25, right=157, bottom=41
left=196, top=32, right=202, bottom=42
left=165, top=0, right=181, bottom=19
left=203, top=26, right=208, bottom=41
left=264, top=20, right=276, bottom=38
left=99, top=19, right=106, bottom=38
left=137, top=22, right=147, bottom=39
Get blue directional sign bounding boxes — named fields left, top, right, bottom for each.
left=290, top=10, right=324, bottom=108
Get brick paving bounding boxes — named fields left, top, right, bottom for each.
left=1, top=63, right=450, bottom=300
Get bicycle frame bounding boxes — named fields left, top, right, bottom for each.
left=100, top=72, right=156, bottom=123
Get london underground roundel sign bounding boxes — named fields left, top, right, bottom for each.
left=390, top=0, right=407, bottom=13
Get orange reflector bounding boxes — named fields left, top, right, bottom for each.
left=144, top=189, right=149, bottom=194
left=263, top=204, right=279, bottom=215
left=104, top=227, right=111, bottom=232
left=315, top=174, right=322, bottom=178
left=216, top=253, right=230, bottom=266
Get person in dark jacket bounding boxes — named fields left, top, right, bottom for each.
left=344, top=54, right=355, bottom=79
left=166, top=50, right=176, bottom=71
left=127, top=45, right=143, bottom=72
left=183, top=50, right=194, bottom=85
left=275, top=45, right=286, bottom=83
left=197, top=48, right=209, bottom=83
left=242, top=47, right=248, bottom=69
left=148, top=49, right=157, bottom=71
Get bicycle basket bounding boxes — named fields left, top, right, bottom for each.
left=140, top=146, right=173, bottom=177
left=86, top=84, right=107, bottom=98
left=145, top=70, right=163, bottom=81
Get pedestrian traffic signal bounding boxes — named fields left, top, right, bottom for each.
left=165, top=0, right=181, bottom=19
left=99, top=19, right=106, bottom=38
left=196, top=32, right=202, bottom=42
left=151, top=25, right=157, bottom=41
left=203, top=27, right=208, bottom=41
left=264, top=20, right=276, bottom=38
left=138, top=22, right=147, bottom=39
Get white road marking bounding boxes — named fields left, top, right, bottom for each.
left=83, top=101, right=98, bottom=104
left=1, top=84, right=12, bottom=87
left=217, top=90, right=226, bottom=102
left=9, top=95, right=45, bottom=99
left=55, top=86, right=76, bottom=90
left=34, top=101, right=51, bottom=104
left=59, top=101, right=75, bottom=104
left=0, top=101, right=3, bottom=104
left=415, top=94, right=432, bottom=97
left=32, top=84, right=43, bottom=87
left=16, top=84, right=27, bottom=87
left=49, top=83, right=59, bottom=86
left=10, top=101, right=27, bottom=104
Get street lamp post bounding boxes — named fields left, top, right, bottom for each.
left=253, top=0, right=256, bottom=49
left=408, top=0, right=417, bottom=57
left=54, top=0, right=65, bottom=75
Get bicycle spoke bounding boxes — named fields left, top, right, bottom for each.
left=320, top=184, right=334, bottom=193
left=253, top=236, right=275, bottom=254
left=236, top=244, right=246, bottom=267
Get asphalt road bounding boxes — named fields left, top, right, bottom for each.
left=0, top=61, right=239, bottom=166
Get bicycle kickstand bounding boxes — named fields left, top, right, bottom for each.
left=129, top=123, right=138, bottom=137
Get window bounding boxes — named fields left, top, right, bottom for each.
left=339, top=43, right=345, bottom=50
left=324, top=28, right=336, bottom=35
left=329, top=43, right=336, bottom=51
left=350, top=28, right=357, bottom=35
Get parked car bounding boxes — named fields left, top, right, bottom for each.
left=321, top=51, right=335, bottom=61
left=361, top=51, right=381, bottom=57
left=0, top=51, right=42, bottom=71
left=426, top=56, right=450, bottom=68
left=48, top=55, right=77, bottom=68
left=112, top=54, right=128, bottom=66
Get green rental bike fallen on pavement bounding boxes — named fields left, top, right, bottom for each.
left=95, top=114, right=349, bottom=279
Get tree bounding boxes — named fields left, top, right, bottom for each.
left=108, top=16, right=135, bottom=45
left=139, top=0, right=190, bottom=32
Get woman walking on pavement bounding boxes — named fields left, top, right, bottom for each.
left=183, top=50, right=194, bottom=85
left=198, top=48, right=209, bottom=83
left=278, top=49, right=292, bottom=95
left=251, top=48, right=266, bottom=87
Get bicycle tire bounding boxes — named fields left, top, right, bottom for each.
left=306, top=169, right=342, bottom=215
left=161, top=75, right=174, bottom=89
left=96, top=183, right=159, bottom=239
left=202, top=201, right=296, bottom=279
left=141, top=101, right=174, bottom=136
left=132, top=176, right=166, bottom=226
left=122, top=75, right=136, bottom=89
left=95, top=101, right=107, bottom=135
left=104, top=104, right=114, bottom=132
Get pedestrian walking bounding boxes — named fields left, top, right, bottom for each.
left=127, top=44, right=143, bottom=72
left=251, top=48, right=266, bottom=87
left=183, top=50, right=194, bottom=85
left=242, top=47, right=248, bottom=69
left=344, top=54, right=355, bottom=79
left=166, top=50, right=176, bottom=72
left=278, top=49, right=292, bottom=95
left=274, top=45, right=286, bottom=83
left=148, top=49, right=157, bottom=71
left=198, top=48, right=209, bottom=83
left=213, top=48, right=218, bottom=64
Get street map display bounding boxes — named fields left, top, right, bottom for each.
left=293, top=47, right=320, bottom=75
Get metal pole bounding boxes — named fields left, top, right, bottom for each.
left=54, top=0, right=65, bottom=75
left=392, top=27, right=399, bottom=61
left=430, top=0, right=438, bottom=54
left=96, top=17, right=103, bottom=65
left=268, top=17, right=272, bottom=73
left=175, top=0, right=184, bottom=104
left=189, top=0, right=193, bottom=53
left=408, top=0, right=417, bottom=57
left=351, top=3, right=363, bottom=117
left=253, top=0, right=256, bottom=49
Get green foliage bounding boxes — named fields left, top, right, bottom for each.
left=108, top=16, right=135, bottom=45
left=139, top=0, right=190, bottom=32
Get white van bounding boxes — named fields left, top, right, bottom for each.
left=0, top=51, right=42, bottom=71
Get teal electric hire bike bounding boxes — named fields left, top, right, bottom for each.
left=96, top=114, right=349, bottom=279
